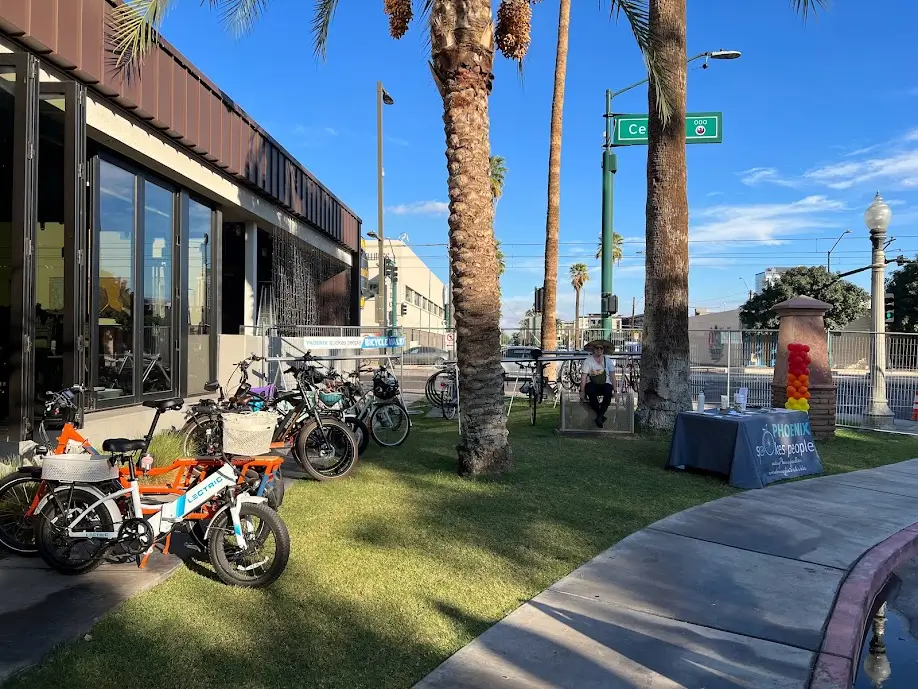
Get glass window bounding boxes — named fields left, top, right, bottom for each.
left=96, top=161, right=136, bottom=399
left=142, top=181, right=174, bottom=393
left=187, top=199, right=212, bottom=393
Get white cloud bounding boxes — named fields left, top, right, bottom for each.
left=739, top=167, right=798, bottom=188
left=804, top=131, right=918, bottom=190
left=387, top=136, right=410, bottom=147
left=388, top=201, right=449, bottom=216
left=706, top=191, right=724, bottom=197
left=324, top=127, right=338, bottom=136
left=691, top=195, right=847, bottom=244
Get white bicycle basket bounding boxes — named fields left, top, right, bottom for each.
left=41, top=454, right=118, bottom=483
left=222, top=411, right=276, bottom=456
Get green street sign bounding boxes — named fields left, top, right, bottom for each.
left=612, top=112, right=723, bottom=146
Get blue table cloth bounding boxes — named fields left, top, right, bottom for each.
left=667, top=408, right=823, bottom=489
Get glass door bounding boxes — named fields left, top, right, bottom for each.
left=36, top=81, right=88, bottom=417
left=0, top=53, right=38, bottom=444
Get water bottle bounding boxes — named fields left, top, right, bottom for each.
left=696, top=392, right=705, bottom=413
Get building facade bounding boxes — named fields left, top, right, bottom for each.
left=755, top=267, right=794, bottom=294
left=0, top=2, right=361, bottom=447
left=361, top=240, right=446, bottom=347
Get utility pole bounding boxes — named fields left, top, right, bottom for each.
left=375, top=82, right=394, bottom=330
left=601, top=88, right=617, bottom=341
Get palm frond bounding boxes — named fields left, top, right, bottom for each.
left=207, top=0, right=271, bottom=36
left=790, top=0, right=828, bottom=20
left=107, top=0, right=175, bottom=71
left=605, top=0, right=672, bottom=123
left=311, top=0, right=341, bottom=59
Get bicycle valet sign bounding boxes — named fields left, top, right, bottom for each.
left=752, top=416, right=823, bottom=485
left=299, top=335, right=406, bottom=350
left=612, top=112, right=723, bottom=146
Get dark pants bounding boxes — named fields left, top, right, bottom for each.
left=586, top=382, right=614, bottom=418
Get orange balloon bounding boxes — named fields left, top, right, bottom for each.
left=786, top=385, right=797, bottom=397
left=804, top=391, right=811, bottom=400
left=798, top=374, right=809, bottom=386
left=787, top=373, right=798, bottom=384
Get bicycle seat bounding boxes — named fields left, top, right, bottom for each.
left=102, top=438, right=146, bottom=453
left=203, top=380, right=221, bottom=392
left=142, top=398, right=185, bottom=413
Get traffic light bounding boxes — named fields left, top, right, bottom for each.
left=400, top=303, right=408, bottom=316
left=534, top=287, right=544, bottom=313
left=885, top=292, right=895, bottom=324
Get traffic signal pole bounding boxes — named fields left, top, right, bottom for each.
left=601, top=88, right=617, bottom=341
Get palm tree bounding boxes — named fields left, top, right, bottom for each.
left=107, top=0, right=562, bottom=476
left=540, top=0, right=666, bottom=361
left=594, top=232, right=624, bottom=262
left=490, top=156, right=507, bottom=279
left=638, top=0, right=824, bottom=430
left=489, top=155, right=508, bottom=205
left=569, top=263, right=589, bottom=350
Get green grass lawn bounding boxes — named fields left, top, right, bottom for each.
left=7, top=409, right=918, bottom=689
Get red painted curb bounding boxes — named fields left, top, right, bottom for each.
left=809, top=521, right=918, bottom=689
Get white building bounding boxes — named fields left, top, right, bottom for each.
left=755, top=267, right=795, bottom=293
left=361, top=240, right=447, bottom=347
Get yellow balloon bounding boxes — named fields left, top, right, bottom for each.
left=785, top=400, right=795, bottom=410
left=800, top=400, right=810, bottom=411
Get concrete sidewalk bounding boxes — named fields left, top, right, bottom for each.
left=0, top=550, right=180, bottom=682
left=414, top=460, right=918, bottom=689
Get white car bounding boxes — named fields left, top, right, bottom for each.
left=501, top=346, right=540, bottom=379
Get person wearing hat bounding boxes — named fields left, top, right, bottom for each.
left=579, top=339, right=618, bottom=427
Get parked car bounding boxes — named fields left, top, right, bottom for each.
left=402, top=346, right=449, bottom=366
left=501, top=346, right=540, bottom=379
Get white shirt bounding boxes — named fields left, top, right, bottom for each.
left=582, top=355, right=615, bottom=381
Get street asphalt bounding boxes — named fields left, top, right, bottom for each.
left=413, top=459, right=918, bottom=689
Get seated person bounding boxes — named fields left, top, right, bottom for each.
left=579, top=340, right=618, bottom=428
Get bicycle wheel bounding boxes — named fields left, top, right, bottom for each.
left=208, top=502, right=290, bottom=588
left=568, top=360, right=582, bottom=389
left=35, top=486, right=113, bottom=575
left=293, top=418, right=358, bottom=481
left=0, top=472, right=43, bottom=555
left=370, top=403, right=410, bottom=447
left=347, top=416, right=370, bottom=455
left=529, top=388, right=537, bottom=426
left=181, top=415, right=222, bottom=456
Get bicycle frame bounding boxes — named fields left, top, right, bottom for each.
left=53, top=463, right=253, bottom=550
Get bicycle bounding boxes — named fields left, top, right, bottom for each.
left=425, top=363, right=458, bottom=420
left=0, top=393, right=284, bottom=557
left=33, top=398, right=290, bottom=587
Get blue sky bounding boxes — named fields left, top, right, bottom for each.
left=160, top=0, right=918, bottom=327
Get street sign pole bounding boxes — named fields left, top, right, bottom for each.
left=601, top=89, right=618, bottom=341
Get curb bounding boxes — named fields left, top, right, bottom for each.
left=809, top=521, right=918, bottom=689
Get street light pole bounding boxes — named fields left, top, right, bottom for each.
left=375, top=82, right=394, bottom=330
left=600, top=50, right=741, bottom=339
left=864, top=193, right=895, bottom=429
left=826, top=229, right=851, bottom=273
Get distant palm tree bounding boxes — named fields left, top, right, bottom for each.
left=490, top=155, right=507, bottom=278
left=595, top=232, right=624, bottom=262
left=489, top=155, right=508, bottom=205
left=570, top=263, right=590, bottom=349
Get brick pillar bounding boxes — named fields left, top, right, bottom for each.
left=770, top=296, right=836, bottom=440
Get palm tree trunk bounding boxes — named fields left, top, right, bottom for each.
left=638, top=0, right=691, bottom=430
left=573, top=287, right=581, bottom=350
left=540, top=0, right=572, bottom=358
left=431, top=0, right=511, bottom=475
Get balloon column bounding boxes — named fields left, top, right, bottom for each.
left=785, top=343, right=811, bottom=412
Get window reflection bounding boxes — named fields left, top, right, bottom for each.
left=142, top=181, right=173, bottom=393
left=96, top=161, right=135, bottom=399
left=187, top=200, right=211, bottom=393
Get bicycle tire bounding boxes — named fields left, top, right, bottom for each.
left=35, top=486, right=113, bottom=575
left=293, top=418, right=358, bottom=481
left=180, top=414, right=222, bottom=457
left=369, top=403, right=410, bottom=447
left=348, top=416, right=370, bottom=455
left=0, top=472, right=42, bottom=555
left=426, top=370, right=452, bottom=407
left=208, top=502, right=290, bottom=588
left=529, top=388, right=537, bottom=426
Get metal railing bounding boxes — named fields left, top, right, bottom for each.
left=231, top=323, right=918, bottom=432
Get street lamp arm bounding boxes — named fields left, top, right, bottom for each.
left=609, top=53, right=726, bottom=100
